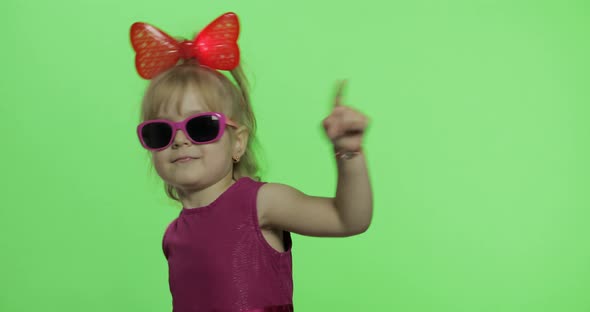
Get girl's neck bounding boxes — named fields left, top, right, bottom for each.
left=179, top=173, right=236, bottom=209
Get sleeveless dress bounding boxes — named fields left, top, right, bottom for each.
left=162, top=177, right=294, bottom=312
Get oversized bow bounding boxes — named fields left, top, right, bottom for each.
left=130, top=12, right=240, bottom=79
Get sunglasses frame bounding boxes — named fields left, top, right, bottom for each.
left=137, top=112, right=239, bottom=151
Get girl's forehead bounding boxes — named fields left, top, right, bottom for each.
left=156, top=90, right=212, bottom=120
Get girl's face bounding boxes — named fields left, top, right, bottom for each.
left=151, top=89, right=235, bottom=193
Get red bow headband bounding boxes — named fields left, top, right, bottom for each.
left=130, top=12, right=240, bottom=79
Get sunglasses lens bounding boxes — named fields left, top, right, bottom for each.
left=186, top=115, right=220, bottom=142
left=141, top=122, right=173, bottom=149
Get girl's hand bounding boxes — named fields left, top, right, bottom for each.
left=322, top=80, right=369, bottom=153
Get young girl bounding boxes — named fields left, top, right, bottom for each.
left=131, top=12, right=372, bottom=312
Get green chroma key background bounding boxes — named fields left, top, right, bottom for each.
left=1, top=0, right=589, bottom=311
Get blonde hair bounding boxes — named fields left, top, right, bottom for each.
left=139, top=61, right=260, bottom=202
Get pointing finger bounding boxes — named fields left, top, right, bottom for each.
left=334, top=79, right=347, bottom=107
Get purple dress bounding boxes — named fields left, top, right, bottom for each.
left=162, top=177, right=294, bottom=312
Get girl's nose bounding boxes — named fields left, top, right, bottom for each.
left=172, top=129, right=191, bottom=147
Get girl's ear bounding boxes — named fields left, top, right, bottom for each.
left=232, top=126, right=249, bottom=159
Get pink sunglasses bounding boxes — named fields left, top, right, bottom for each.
left=137, top=112, right=238, bottom=151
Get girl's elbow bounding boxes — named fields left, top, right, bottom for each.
left=347, top=220, right=372, bottom=236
